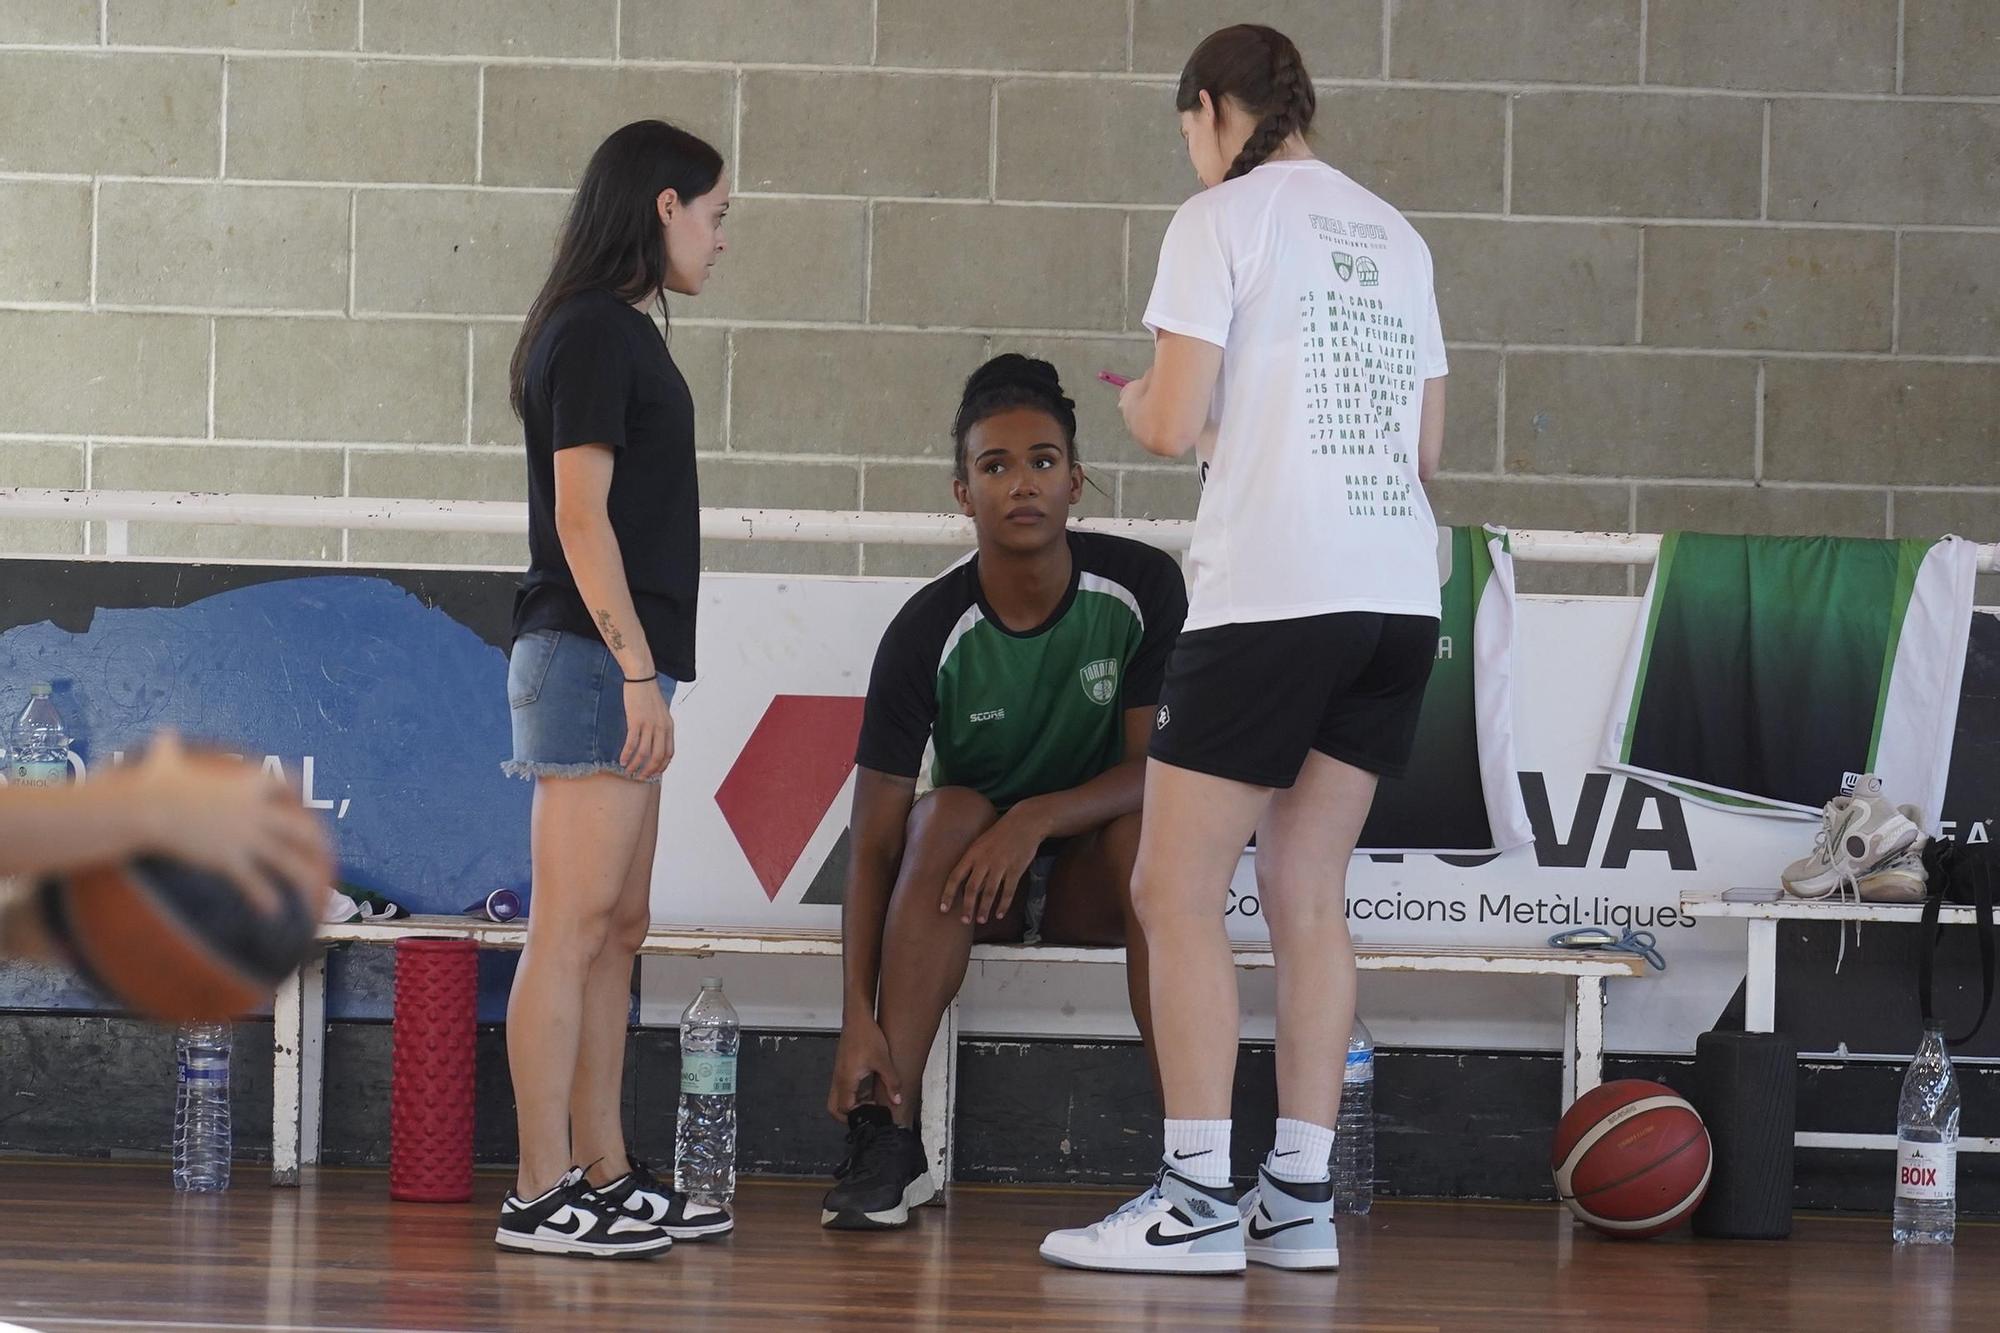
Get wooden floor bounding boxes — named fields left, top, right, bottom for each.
left=0, top=1161, right=1991, bottom=1332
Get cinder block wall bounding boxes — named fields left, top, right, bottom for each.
left=1, top=1, right=1995, bottom=592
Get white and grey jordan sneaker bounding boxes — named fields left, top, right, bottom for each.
left=589, top=1157, right=734, bottom=1240
left=1782, top=780, right=1923, bottom=900
left=1242, top=1165, right=1340, bottom=1271
left=495, top=1166, right=673, bottom=1259
left=1039, top=1167, right=1245, bottom=1275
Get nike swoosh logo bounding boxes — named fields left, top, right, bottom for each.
left=1273, top=1150, right=1300, bottom=1158
left=1247, top=1215, right=1316, bottom=1241
left=1145, top=1219, right=1239, bottom=1247
left=544, top=1208, right=593, bottom=1240
left=1170, top=1149, right=1209, bottom=1161
left=617, top=1188, right=670, bottom=1224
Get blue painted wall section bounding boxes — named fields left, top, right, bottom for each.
left=0, top=563, right=532, bottom=1020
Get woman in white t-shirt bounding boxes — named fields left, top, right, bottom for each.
left=1041, top=25, right=1447, bottom=1276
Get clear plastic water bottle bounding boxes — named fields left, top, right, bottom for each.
left=1892, top=1022, right=1959, bottom=1244
left=173, top=1022, right=232, bottom=1193
left=675, top=976, right=739, bottom=1203
left=1334, top=1016, right=1375, bottom=1215
left=10, top=684, right=70, bottom=786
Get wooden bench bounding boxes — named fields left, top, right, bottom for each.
left=1680, top=890, right=1997, bottom=1155
left=272, top=920, right=1646, bottom=1187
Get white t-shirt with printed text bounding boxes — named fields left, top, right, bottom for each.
left=1144, top=159, right=1447, bottom=631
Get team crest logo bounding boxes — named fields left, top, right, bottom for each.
left=1079, top=658, right=1118, bottom=705
left=1357, top=256, right=1380, bottom=287
left=1330, top=252, right=1355, bottom=281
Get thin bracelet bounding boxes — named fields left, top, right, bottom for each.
left=623, top=671, right=659, bottom=685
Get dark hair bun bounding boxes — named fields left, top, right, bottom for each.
left=950, top=353, right=1080, bottom=479
left=962, top=352, right=1065, bottom=401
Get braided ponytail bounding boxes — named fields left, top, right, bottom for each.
left=1177, top=24, right=1318, bottom=181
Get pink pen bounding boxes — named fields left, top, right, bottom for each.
left=1097, top=370, right=1132, bottom=388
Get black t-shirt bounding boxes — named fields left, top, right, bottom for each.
left=510, top=289, right=700, bottom=681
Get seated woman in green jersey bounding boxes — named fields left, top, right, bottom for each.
left=821, top=354, right=1189, bottom=1230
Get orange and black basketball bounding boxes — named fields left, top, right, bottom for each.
left=32, top=751, right=326, bottom=1023
left=37, top=854, right=319, bottom=1022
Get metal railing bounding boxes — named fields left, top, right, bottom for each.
left=11, top=487, right=1976, bottom=570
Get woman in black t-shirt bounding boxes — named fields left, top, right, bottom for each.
left=495, top=120, right=729, bottom=1260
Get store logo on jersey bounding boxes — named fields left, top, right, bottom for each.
left=1079, top=658, right=1118, bottom=706
left=1330, top=252, right=1356, bottom=282
left=1357, top=257, right=1380, bottom=287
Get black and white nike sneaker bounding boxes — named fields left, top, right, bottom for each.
left=589, top=1157, right=734, bottom=1240
left=820, top=1104, right=936, bottom=1230
left=1039, top=1166, right=1245, bottom=1274
left=495, top=1166, right=673, bottom=1259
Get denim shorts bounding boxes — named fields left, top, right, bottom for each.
left=503, top=629, right=678, bottom=783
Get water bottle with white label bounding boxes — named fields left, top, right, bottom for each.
left=1892, top=1021, right=1959, bottom=1244
left=1333, top=1016, right=1375, bottom=1215
left=675, top=976, right=739, bottom=1203
left=173, top=1022, right=232, bottom=1193
left=10, top=684, right=70, bottom=786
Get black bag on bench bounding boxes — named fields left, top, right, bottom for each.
left=1917, top=838, right=1999, bottom=1046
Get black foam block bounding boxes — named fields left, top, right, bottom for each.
left=1690, top=1029, right=1797, bottom=1239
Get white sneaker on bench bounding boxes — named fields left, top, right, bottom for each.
left=1782, top=781, right=1922, bottom=901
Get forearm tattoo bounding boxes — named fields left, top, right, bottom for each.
left=595, top=609, right=626, bottom=653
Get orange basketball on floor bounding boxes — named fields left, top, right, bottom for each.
left=1552, top=1079, right=1711, bottom=1238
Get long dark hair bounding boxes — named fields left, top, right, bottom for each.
left=950, top=354, right=1078, bottom=482
left=1176, top=24, right=1317, bottom=182
left=509, top=119, right=724, bottom=417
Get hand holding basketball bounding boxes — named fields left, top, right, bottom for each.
left=33, top=738, right=335, bottom=1022
left=118, top=732, right=331, bottom=917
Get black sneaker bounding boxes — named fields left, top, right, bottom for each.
left=820, top=1104, right=936, bottom=1230
left=496, top=1166, right=673, bottom=1258
left=589, top=1157, right=735, bottom=1240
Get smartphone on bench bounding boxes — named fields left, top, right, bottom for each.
left=1721, top=886, right=1782, bottom=903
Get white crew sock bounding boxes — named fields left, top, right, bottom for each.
left=1163, top=1117, right=1232, bottom=1188
left=1267, top=1117, right=1335, bottom=1184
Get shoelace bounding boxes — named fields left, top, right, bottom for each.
left=569, top=1158, right=629, bottom=1212
left=1795, top=803, right=1865, bottom=969
left=520, top=1166, right=598, bottom=1214
left=837, top=1116, right=904, bottom=1182
left=1096, top=1169, right=1167, bottom=1232
left=624, top=1157, right=664, bottom=1193
left=1809, top=801, right=1860, bottom=873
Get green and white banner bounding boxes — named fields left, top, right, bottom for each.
left=1602, top=533, right=1978, bottom=821
left=1359, top=524, right=1535, bottom=855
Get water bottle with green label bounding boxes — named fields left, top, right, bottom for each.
left=675, top=976, right=739, bottom=1202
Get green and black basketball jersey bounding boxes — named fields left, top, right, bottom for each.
left=856, top=531, right=1188, bottom=809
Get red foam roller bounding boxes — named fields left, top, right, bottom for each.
left=390, top=937, right=478, bottom=1203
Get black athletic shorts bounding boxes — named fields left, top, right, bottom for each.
left=1148, top=612, right=1440, bottom=788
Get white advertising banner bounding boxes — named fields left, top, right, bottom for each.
left=644, top=574, right=1806, bottom=1054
